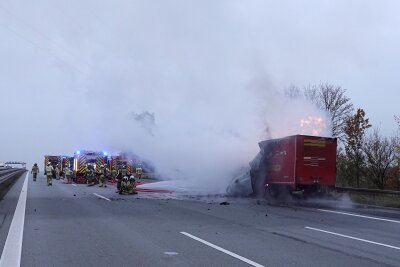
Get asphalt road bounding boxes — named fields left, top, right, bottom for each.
left=0, top=173, right=400, bottom=267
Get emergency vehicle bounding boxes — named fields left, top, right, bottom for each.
left=73, top=150, right=108, bottom=183
left=44, top=155, right=61, bottom=170
left=110, top=154, right=134, bottom=174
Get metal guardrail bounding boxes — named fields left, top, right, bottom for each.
left=336, top=186, right=400, bottom=196
left=0, top=168, right=26, bottom=199
left=336, top=186, right=400, bottom=209
left=0, top=168, right=26, bottom=183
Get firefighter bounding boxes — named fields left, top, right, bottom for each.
left=135, top=164, right=143, bottom=180
left=52, top=165, right=57, bottom=181
left=119, top=175, right=128, bottom=194
left=129, top=174, right=137, bottom=194
left=31, top=163, right=39, bottom=181
left=98, top=165, right=109, bottom=187
left=111, top=168, right=118, bottom=183
left=70, top=170, right=76, bottom=184
left=59, top=164, right=65, bottom=180
left=120, top=174, right=137, bottom=195
left=55, top=165, right=60, bottom=180
left=45, top=162, right=54, bottom=186
left=64, top=164, right=72, bottom=184
left=86, top=164, right=96, bottom=186
left=116, top=165, right=127, bottom=193
left=119, top=165, right=128, bottom=178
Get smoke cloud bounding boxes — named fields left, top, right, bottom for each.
left=3, top=1, right=367, bottom=194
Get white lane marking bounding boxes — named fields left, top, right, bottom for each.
left=71, top=184, right=77, bottom=187
left=180, top=232, right=265, bottom=267
left=93, top=193, right=111, bottom=201
left=0, top=172, right=29, bottom=267
left=305, top=227, right=400, bottom=250
left=318, top=209, right=400, bottom=224
left=164, top=252, right=179, bottom=255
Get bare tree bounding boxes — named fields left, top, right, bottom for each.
left=284, top=84, right=301, bottom=99
left=395, top=115, right=400, bottom=189
left=336, top=148, right=353, bottom=187
left=304, top=84, right=354, bottom=142
left=344, top=108, right=371, bottom=187
left=363, top=128, right=396, bottom=189
left=303, top=85, right=319, bottom=104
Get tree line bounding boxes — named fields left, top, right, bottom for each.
left=286, top=84, right=400, bottom=190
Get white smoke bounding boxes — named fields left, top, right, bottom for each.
left=1, top=1, right=333, bottom=194
left=88, top=75, right=330, bottom=194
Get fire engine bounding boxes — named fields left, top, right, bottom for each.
left=44, top=155, right=61, bottom=170
left=110, top=154, right=134, bottom=174
left=73, top=150, right=108, bottom=183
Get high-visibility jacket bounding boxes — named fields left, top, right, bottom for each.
left=64, top=168, right=71, bottom=176
left=45, top=166, right=53, bottom=175
left=31, top=166, right=39, bottom=174
left=119, top=168, right=127, bottom=177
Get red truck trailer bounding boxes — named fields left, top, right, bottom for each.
left=250, top=135, right=337, bottom=196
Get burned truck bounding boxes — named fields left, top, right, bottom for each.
left=250, top=135, right=337, bottom=196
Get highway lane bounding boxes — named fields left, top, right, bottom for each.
left=0, top=173, right=399, bottom=266
left=0, top=171, right=26, bottom=258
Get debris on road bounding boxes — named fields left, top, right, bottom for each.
left=220, top=201, right=230, bottom=205
left=164, top=252, right=179, bottom=256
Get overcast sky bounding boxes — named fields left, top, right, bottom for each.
left=0, top=1, right=399, bottom=178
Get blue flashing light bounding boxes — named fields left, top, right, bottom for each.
left=76, top=150, right=81, bottom=155
left=103, top=151, right=107, bottom=156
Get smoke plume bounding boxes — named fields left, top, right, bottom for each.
left=1, top=1, right=335, bottom=194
